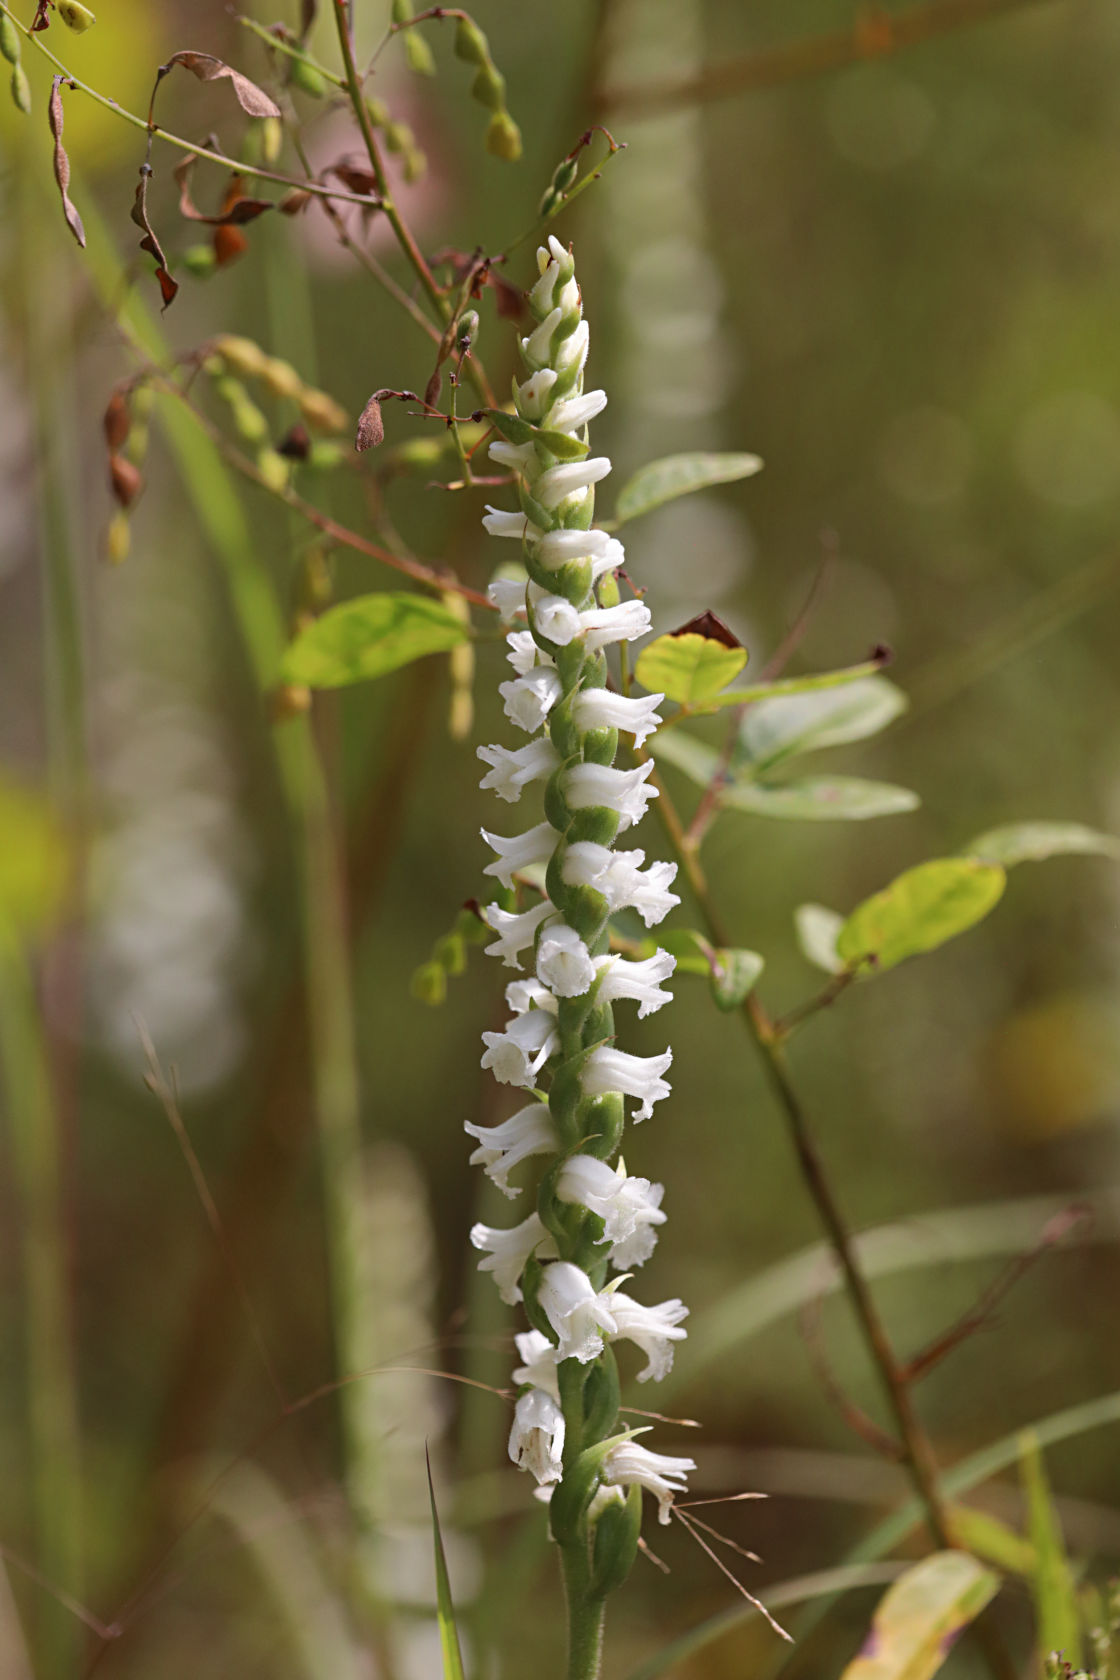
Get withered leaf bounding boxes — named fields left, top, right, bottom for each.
left=278, top=187, right=312, bottom=216
left=669, top=609, right=742, bottom=650
left=47, top=77, right=86, bottom=247
left=32, top=0, right=51, bottom=30
left=109, top=454, right=143, bottom=508
left=103, top=391, right=130, bottom=450
left=488, top=271, right=525, bottom=321
left=130, top=164, right=178, bottom=308
left=173, top=154, right=272, bottom=226
left=160, top=51, right=281, bottom=120
left=355, top=394, right=385, bottom=453
left=213, top=223, right=248, bottom=267
left=327, top=161, right=379, bottom=198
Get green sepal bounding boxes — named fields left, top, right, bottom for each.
left=548, top=1041, right=603, bottom=1140
left=519, top=1256, right=555, bottom=1342
left=566, top=807, right=619, bottom=849
left=597, top=570, right=621, bottom=609
left=582, top=725, right=618, bottom=767
left=519, top=482, right=552, bottom=531
left=486, top=409, right=587, bottom=461
left=580, top=1093, right=624, bottom=1159
left=556, top=641, right=589, bottom=689
left=582, top=1348, right=622, bottom=1444
left=544, top=768, right=573, bottom=834
left=582, top=1001, right=614, bottom=1047
left=591, top=1482, right=643, bottom=1599
left=548, top=694, right=581, bottom=761
left=453, top=15, right=489, bottom=64
left=554, top=557, right=593, bottom=603
left=559, top=486, right=595, bottom=531
left=550, top=1428, right=637, bottom=1547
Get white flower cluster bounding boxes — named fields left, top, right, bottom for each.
left=468, top=238, right=695, bottom=1530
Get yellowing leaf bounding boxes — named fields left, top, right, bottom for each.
left=634, top=633, right=746, bottom=704
left=836, top=859, right=1006, bottom=973
left=280, top=593, right=470, bottom=688
left=840, top=1550, right=999, bottom=1680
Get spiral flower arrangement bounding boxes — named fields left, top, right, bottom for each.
left=468, top=237, right=695, bottom=1667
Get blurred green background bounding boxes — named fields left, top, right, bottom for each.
left=2, top=0, right=1120, bottom=1675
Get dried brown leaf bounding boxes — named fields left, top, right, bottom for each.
left=278, top=187, right=312, bottom=216
left=670, top=609, right=742, bottom=649
left=32, top=0, right=51, bottom=31
left=488, top=271, right=525, bottom=321
left=47, top=77, right=86, bottom=247
left=327, top=160, right=379, bottom=197
left=162, top=50, right=281, bottom=119
left=173, top=154, right=271, bottom=226
left=213, top=223, right=248, bottom=267
left=355, top=394, right=385, bottom=453
left=130, top=164, right=178, bottom=308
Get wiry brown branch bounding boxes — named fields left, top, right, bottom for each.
left=598, top=0, right=1060, bottom=118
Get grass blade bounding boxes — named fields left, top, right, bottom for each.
left=427, top=1447, right=467, bottom=1680
left=1020, top=1431, right=1083, bottom=1668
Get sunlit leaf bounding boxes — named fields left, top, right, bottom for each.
left=836, top=859, right=1006, bottom=973
left=1021, top=1431, right=1084, bottom=1668
left=648, top=730, right=722, bottom=787
left=947, top=1505, right=1035, bottom=1577
left=738, top=677, right=908, bottom=771
left=964, top=822, right=1120, bottom=867
left=710, top=947, right=765, bottom=1010
left=635, top=633, right=747, bottom=704
left=721, top=776, right=919, bottom=822
left=613, top=451, right=762, bottom=526
left=838, top=1551, right=999, bottom=1680
left=795, top=903, right=846, bottom=974
left=427, top=1449, right=466, bottom=1680
left=0, top=776, right=69, bottom=941
left=280, top=593, right=470, bottom=688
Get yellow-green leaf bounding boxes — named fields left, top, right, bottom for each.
left=836, top=859, right=1006, bottom=973
left=839, top=1550, right=999, bottom=1680
left=635, top=633, right=746, bottom=704
left=722, top=776, right=918, bottom=822
left=965, top=822, right=1120, bottom=868
left=1021, top=1431, right=1084, bottom=1668
left=280, top=593, right=469, bottom=688
left=0, top=776, right=70, bottom=941
left=948, top=1504, right=1036, bottom=1577
left=613, top=451, right=762, bottom=526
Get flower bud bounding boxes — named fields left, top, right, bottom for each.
left=471, top=61, right=505, bottom=112
left=486, top=110, right=523, bottom=163
left=591, top=1482, right=643, bottom=1598
left=9, top=63, right=30, bottom=113
left=289, top=55, right=326, bottom=97
left=0, top=14, right=21, bottom=64
left=58, top=1, right=96, bottom=32
left=454, top=16, right=489, bottom=65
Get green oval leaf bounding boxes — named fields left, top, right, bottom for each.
left=795, top=903, right=846, bottom=974
left=710, top=947, right=765, bottom=1010
left=836, top=858, right=1006, bottom=973
left=613, top=451, right=762, bottom=526
left=839, top=1551, right=999, bottom=1680
left=964, top=821, right=1120, bottom=867
left=280, top=592, right=470, bottom=688
left=484, top=408, right=588, bottom=460
left=635, top=633, right=747, bottom=704
left=722, top=776, right=919, bottom=822
left=738, top=677, right=908, bottom=771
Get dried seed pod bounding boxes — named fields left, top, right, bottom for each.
left=58, top=1, right=95, bottom=31
left=103, top=391, right=130, bottom=451
left=109, top=454, right=142, bottom=508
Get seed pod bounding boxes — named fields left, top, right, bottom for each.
left=132, top=383, right=155, bottom=420
left=289, top=54, right=326, bottom=98
left=260, top=115, right=283, bottom=165
left=109, top=454, right=142, bottom=508
left=307, top=440, right=345, bottom=471
left=0, top=14, right=21, bottom=64
left=233, top=396, right=269, bottom=445
left=470, top=61, right=505, bottom=112
left=105, top=509, right=130, bottom=565
left=103, top=391, right=130, bottom=451
left=485, top=109, right=522, bottom=163
left=125, top=422, right=149, bottom=467
left=181, top=243, right=217, bottom=278
left=214, top=335, right=269, bottom=379
left=410, top=960, right=447, bottom=1006
left=298, top=388, right=348, bottom=434
left=383, top=120, right=409, bottom=154
left=261, top=357, right=304, bottom=401
left=403, top=147, right=427, bottom=185
left=256, top=448, right=290, bottom=491
left=366, top=96, right=389, bottom=127
left=9, top=63, right=30, bottom=113
left=403, top=30, right=435, bottom=76
left=454, top=16, right=489, bottom=65
left=58, top=1, right=96, bottom=32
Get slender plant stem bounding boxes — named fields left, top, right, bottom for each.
left=597, top=0, right=1061, bottom=117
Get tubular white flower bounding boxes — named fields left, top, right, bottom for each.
left=514, top=366, right=558, bottom=420
left=594, top=950, right=676, bottom=1018
left=483, top=506, right=541, bottom=542
left=571, top=688, right=665, bottom=749
left=555, top=1155, right=666, bottom=1268
left=499, top=669, right=563, bottom=734
left=582, top=1045, right=673, bottom=1122
left=512, top=1328, right=562, bottom=1400
left=565, top=761, right=659, bottom=831
left=489, top=574, right=529, bottom=620
left=505, top=976, right=558, bottom=1016
left=534, top=457, right=613, bottom=510
left=529, top=591, right=583, bottom=647
left=577, top=599, right=653, bottom=652
left=508, top=1388, right=566, bottom=1485
left=589, top=535, right=626, bottom=584
left=465, top=1102, right=557, bottom=1197
left=482, top=821, right=558, bottom=888
left=536, top=924, right=597, bottom=998
left=505, top=629, right=552, bottom=676
left=480, top=1008, right=558, bottom=1087
left=483, top=898, right=555, bottom=968
left=607, top=1292, right=689, bottom=1382
left=561, top=843, right=680, bottom=927
left=547, top=389, right=608, bottom=432
left=555, top=319, right=589, bottom=375
left=478, top=737, right=559, bottom=803
left=534, top=526, right=614, bottom=569
left=600, top=1440, right=696, bottom=1524
left=470, top=1212, right=556, bottom=1305
left=488, top=438, right=537, bottom=470
left=538, top=1260, right=619, bottom=1363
